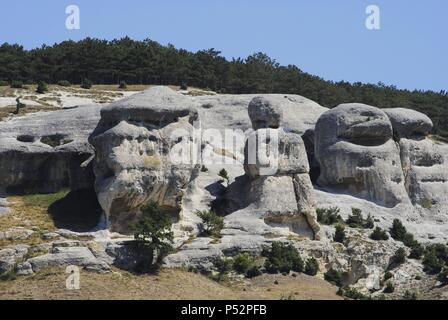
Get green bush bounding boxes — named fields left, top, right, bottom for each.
left=334, top=224, right=346, bottom=244
left=338, top=287, right=372, bottom=300
left=426, top=244, right=448, bottom=263
left=218, top=168, right=230, bottom=186
left=383, top=281, right=395, bottom=293
left=132, top=202, right=174, bottom=267
left=370, top=227, right=389, bottom=241
left=422, top=246, right=446, bottom=275
left=80, top=78, right=93, bottom=89
left=119, top=81, right=127, bottom=89
left=389, top=219, right=408, bottom=241
left=57, top=80, right=71, bottom=87
left=409, top=243, right=424, bottom=260
left=14, top=97, right=26, bottom=114
left=383, top=271, right=393, bottom=281
left=246, top=265, right=262, bottom=278
left=36, top=81, right=48, bottom=94
left=304, top=257, right=319, bottom=276
left=403, top=290, right=418, bottom=300
left=0, top=80, right=9, bottom=86
left=233, top=253, right=255, bottom=275
left=213, top=257, right=233, bottom=281
left=180, top=83, right=188, bottom=90
left=10, top=80, right=23, bottom=88
left=316, top=207, right=343, bottom=225
left=391, top=248, right=407, bottom=266
left=262, top=242, right=304, bottom=274
left=345, top=208, right=363, bottom=228
left=324, top=268, right=343, bottom=287
left=196, top=210, right=224, bottom=237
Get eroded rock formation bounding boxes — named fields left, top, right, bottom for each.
left=0, top=105, right=101, bottom=193
left=315, top=103, right=410, bottom=207
left=384, top=108, right=448, bottom=207
left=241, top=96, right=321, bottom=239
left=315, top=104, right=448, bottom=209
left=88, top=87, right=200, bottom=233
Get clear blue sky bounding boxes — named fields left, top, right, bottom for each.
left=1, top=0, right=447, bottom=92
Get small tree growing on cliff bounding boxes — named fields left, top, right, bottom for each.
left=196, top=209, right=224, bottom=237
left=218, top=168, right=230, bottom=187
left=133, top=202, right=174, bottom=269
left=14, top=97, right=26, bottom=114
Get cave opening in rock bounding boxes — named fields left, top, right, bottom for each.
left=48, top=188, right=103, bottom=232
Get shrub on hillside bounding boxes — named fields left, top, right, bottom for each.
left=132, top=202, right=174, bottom=271
left=392, top=248, right=407, bottom=266
left=334, top=224, right=346, bottom=244
left=389, top=219, right=407, bottom=241
left=36, top=81, right=48, bottom=94
left=324, top=268, right=343, bottom=287
left=316, top=207, right=343, bottom=225
left=119, top=81, right=127, bottom=89
left=383, top=281, right=395, bottom=293
left=196, top=210, right=224, bottom=237
left=57, top=80, right=71, bottom=87
left=370, top=227, right=389, bottom=241
left=346, top=208, right=374, bottom=229
left=262, top=242, right=304, bottom=274
left=304, top=257, right=319, bottom=276
left=80, top=78, right=92, bottom=89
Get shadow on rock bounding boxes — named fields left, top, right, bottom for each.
left=48, top=188, right=103, bottom=232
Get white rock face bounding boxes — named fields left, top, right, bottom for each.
left=315, top=103, right=410, bottom=207
left=384, top=108, right=448, bottom=209
left=0, top=105, right=101, bottom=193
left=89, top=87, right=200, bottom=233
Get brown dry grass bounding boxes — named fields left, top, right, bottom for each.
left=0, top=105, right=59, bottom=122
left=0, top=268, right=342, bottom=300
left=0, top=192, right=68, bottom=247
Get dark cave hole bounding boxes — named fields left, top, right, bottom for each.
left=48, top=188, right=103, bottom=232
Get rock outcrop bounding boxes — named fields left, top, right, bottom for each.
left=89, top=87, right=200, bottom=233
left=384, top=108, right=448, bottom=207
left=0, top=105, right=101, bottom=193
left=315, top=103, right=410, bottom=207
left=240, top=97, right=321, bottom=239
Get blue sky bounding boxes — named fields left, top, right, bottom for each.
left=1, top=0, right=446, bottom=92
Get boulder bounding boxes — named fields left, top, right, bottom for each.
left=248, top=96, right=283, bottom=130
left=0, top=105, right=101, bottom=193
left=89, top=87, right=200, bottom=233
left=27, top=246, right=109, bottom=273
left=315, top=103, right=410, bottom=207
left=383, top=108, right=433, bottom=138
left=0, top=245, right=29, bottom=275
left=244, top=128, right=309, bottom=178
left=385, top=108, right=448, bottom=207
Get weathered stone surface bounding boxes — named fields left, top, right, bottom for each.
left=315, top=103, right=410, bottom=207
left=248, top=96, right=283, bottom=130
left=27, top=246, right=109, bottom=272
left=89, top=87, right=200, bottom=234
left=384, top=108, right=433, bottom=138
left=0, top=227, right=34, bottom=241
left=194, top=93, right=327, bottom=134
left=0, top=105, right=100, bottom=193
left=0, top=245, right=29, bottom=274
left=244, top=128, right=309, bottom=178
left=15, top=261, right=33, bottom=276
